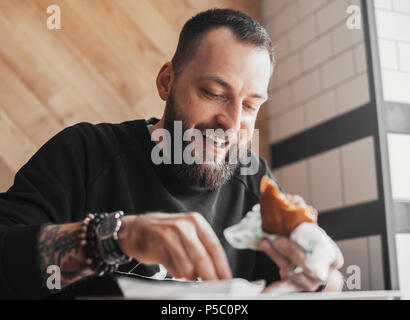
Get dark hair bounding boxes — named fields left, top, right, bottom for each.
left=171, top=8, right=274, bottom=77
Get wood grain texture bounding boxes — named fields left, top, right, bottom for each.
left=0, top=0, right=269, bottom=192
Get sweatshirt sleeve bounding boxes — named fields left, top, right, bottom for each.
left=0, top=124, right=89, bottom=298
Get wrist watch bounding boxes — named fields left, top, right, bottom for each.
left=95, top=211, right=131, bottom=265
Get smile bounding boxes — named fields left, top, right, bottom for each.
left=203, top=133, right=229, bottom=149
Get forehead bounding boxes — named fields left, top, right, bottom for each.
left=184, top=28, right=271, bottom=92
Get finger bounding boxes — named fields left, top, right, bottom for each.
left=279, top=268, right=296, bottom=280
left=151, top=213, right=229, bottom=280
left=162, top=233, right=197, bottom=280
left=188, top=213, right=232, bottom=280
left=149, top=213, right=225, bottom=280
left=162, top=249, right=183, bottom=279
left=289, top=273, right=323, bottom=292
left=176, top=222, right=220, bottom=281
left=273, top=237, right=307, bottom=268
left=274, top=237, right=320, bottom=280
left=258, top=238, right=294, bottom=271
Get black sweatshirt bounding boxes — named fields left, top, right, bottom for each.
left=0, top=118, right=281, bottom=299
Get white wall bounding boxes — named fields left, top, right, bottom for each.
left=273, top=136, right=378, bottom=212
left=264, top=1, right=378, bottom=212
left=395, top=233, right=410, bottom=298
left=263, top=0, right=369, bottom=144
left=387, top=133, right=410, bottom=201
left=375, top=0, right=410, bottom=104
left=263, top=0, right=384, bottom=290
left=374, top=1, right=410, bottom=294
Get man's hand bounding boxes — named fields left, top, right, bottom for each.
left=259, top=236, right=343, bottom=293
left=256, top=193, right=343, bottom=293
left=118, top=212, right=232, bottom=281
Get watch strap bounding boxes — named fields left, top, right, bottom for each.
left=98, top=211, right=131, bottom=265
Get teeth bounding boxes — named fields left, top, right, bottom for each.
left=201, top=132, right=231, bottom=149
left=213, top=139, right=225, bottom=145
left=203, top=134, right=226, bottom=146
left=208, top=138, right=225, bottom=146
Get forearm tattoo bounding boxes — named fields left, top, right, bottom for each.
left=38, top=224, right=94, bottom=288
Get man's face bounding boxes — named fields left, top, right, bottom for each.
left=163, top=27, right=272, bottom=188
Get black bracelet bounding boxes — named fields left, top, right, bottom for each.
left=80, top=213, right=118, bottom=276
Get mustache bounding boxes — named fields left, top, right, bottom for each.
left=193, top=122, right=228, bottom=132
left=184, top=123, right=240, bottom=143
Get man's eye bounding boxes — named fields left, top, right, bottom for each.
left=244, top=104, right=257, bottom=112
left=204, top=90, right=221, bottom=98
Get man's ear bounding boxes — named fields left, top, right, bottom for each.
left=156, top=62, right=174, bottom=101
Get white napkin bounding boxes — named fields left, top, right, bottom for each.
left=224, top=204, right=342, bottom=281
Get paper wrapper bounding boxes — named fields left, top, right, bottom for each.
left=117, top=276, right=265, bottom=299
left=224, top=204, right=342, bottom=281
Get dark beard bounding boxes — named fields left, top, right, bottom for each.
left=162, top=89, right=239, bottom=189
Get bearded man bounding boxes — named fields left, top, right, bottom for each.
left=0, top=8, right=343, bottom=299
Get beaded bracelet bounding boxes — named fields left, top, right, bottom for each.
left=80, top=213, right=118, bottom=276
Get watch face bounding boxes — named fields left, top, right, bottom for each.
left=96, top=214, right=118, bottom=240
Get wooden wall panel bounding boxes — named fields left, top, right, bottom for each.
left=0, top=0, right=268, bottom=192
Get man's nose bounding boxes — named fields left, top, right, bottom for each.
left=215, top=100, right=242, bottom=131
